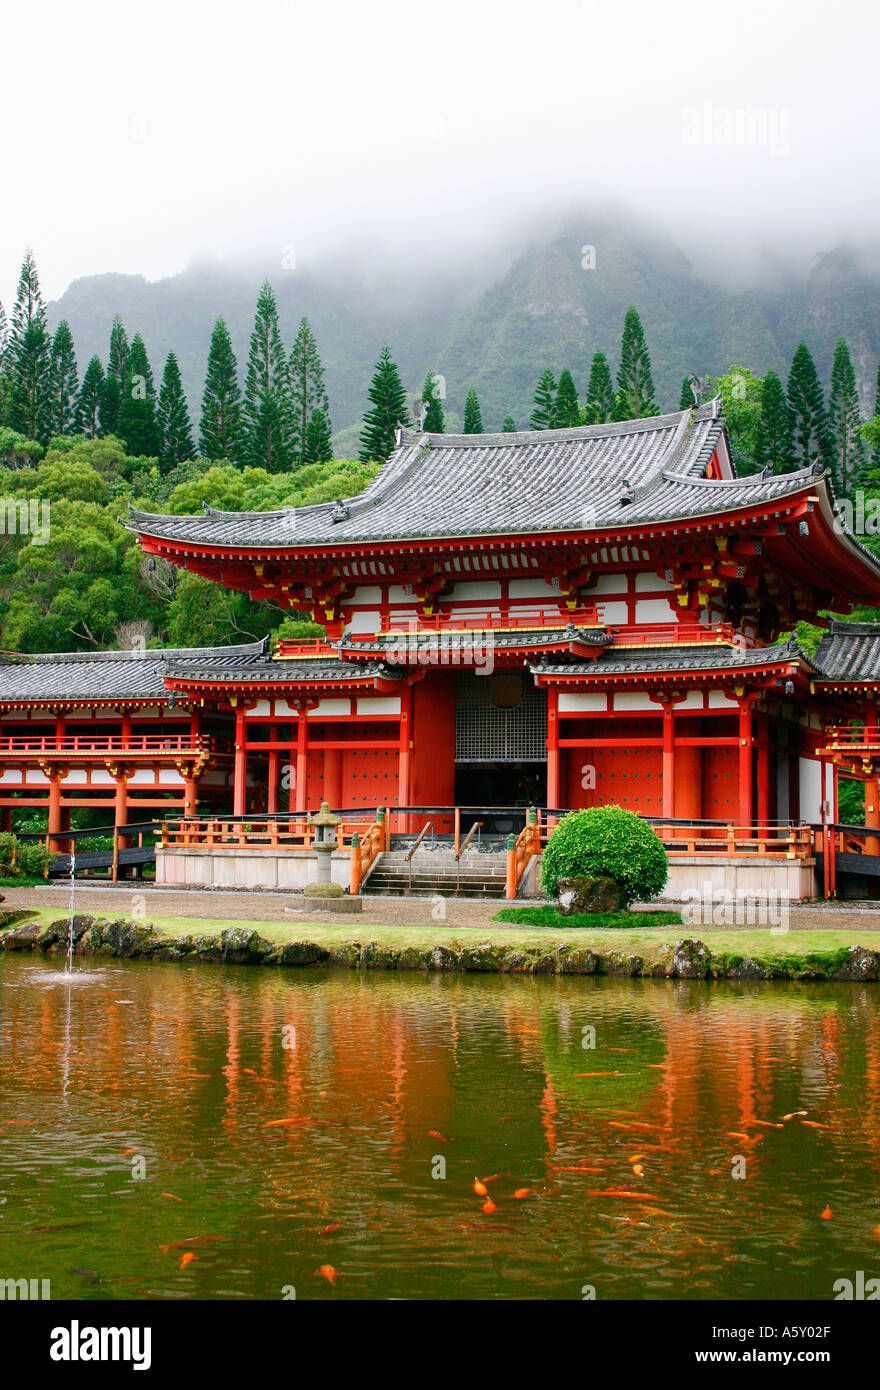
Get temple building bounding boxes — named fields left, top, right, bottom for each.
left=2, top=401, right=880, bottom=896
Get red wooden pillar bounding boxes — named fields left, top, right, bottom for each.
left=546, top=687, right=560, bottom=809
left=398, top=684, right=412, bottom=830
left=121, top=710, right=132, bottom=746
left=48, top=773, right=63, bottom=851
left=863, top=702, right=879, bottom=854
left=189, top=708, right=201, bottom=743
left=738, top=698, right=754, bottom=827
left=233, top=706, right=248, bottom=817
left=295, top=711, right=308, bottom=814
left=114, top=773, right=129, bottom=849
left=183, top=774, right=197, bottom=818
left=662, top=702, right=675, bottom=821
left=55, top=711, right=66, bottom=743
left=757, top=714, right=770, bottom=836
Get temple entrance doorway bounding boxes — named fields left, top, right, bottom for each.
left=454, top=671, right=548, bottom=833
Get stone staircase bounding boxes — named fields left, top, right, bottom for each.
left=362, top=845, right=509, bottom=898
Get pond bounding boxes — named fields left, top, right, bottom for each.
left=1, top=955, right=879, bottom=1301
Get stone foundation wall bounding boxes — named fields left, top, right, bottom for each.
left=156, top=846, right=351, bottom=891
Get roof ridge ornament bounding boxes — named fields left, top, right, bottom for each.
left=330, top=500, right=350, bottom=523
left=688, top=374, right=712, bottom=405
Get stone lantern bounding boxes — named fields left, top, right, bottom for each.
left=309, top=801, right=341, bottom=885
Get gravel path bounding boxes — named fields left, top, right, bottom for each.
left=4, top=884, right=880, bottom=933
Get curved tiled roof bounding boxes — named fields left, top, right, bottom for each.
left=126, top=403, right=830, bottom=550
left=813, top=620, right=880, bottom=683
left=0, top=639, right=268, bottom=703
left=530, top=639, right=813, bottom=679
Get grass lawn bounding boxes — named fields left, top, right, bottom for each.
left=11, top=903, right=879, bottom=971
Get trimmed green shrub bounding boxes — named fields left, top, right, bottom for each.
left=541, top=805, right=668, bottom=905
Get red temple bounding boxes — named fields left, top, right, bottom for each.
left=3, top=402, right=880, bottom=896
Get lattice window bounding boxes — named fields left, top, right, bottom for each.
left=455, top=673, right=548, bottom=762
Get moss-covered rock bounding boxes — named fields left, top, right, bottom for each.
left=100, top=919, right=161, bottom=957
left=216, top=926, right=274, bottom=963
left=672, top=938, right=711, bottom=979
left=460, top=944, right=510, bottom=971
left=279, top=940, right=331, bottom=967
left=0, top=919, right=42, bottom=949
left=601, top=951, right=644, bottom=976
left=555, top=945, right=600, bottom=975
left=830, top=945, right=880, bottom=982
left=725, top=955, right=775, bottom=981
left=397, top=947, right=430, bottom=970
left=428, top=945, right=460, bottom=971
left=328, top=944, right=361, bottom=968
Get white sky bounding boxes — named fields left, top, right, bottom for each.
left=2, top=0, right=878, bottom=306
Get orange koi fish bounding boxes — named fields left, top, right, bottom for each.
left=801, top=1120, right=831, bottom=1130
left=629, top=1154, right=645, bottom=1163
left=264, top=1117, right=308, bottom=1127
left=160, top=1193, right=183, bottom=1203
left=481, top=1198, right=497, bottom=1215
left=574, top=1071, right=621, bottom=1077
left=319, top=1223, right=340, bottom=1236
left=319, top=1265, right=337, bottom=1284
left=609, top=1122, right=660, bottom=1131
left=820, top=1205, right=832, bottom=1221
left=179, top=1252, right=197, bottom=1270
left=160, top=1235, right=225, bottom=1252
left=554, top=1166, right=605, bottom=1173
left=589, top=1189, right=659, bottom=1200
left=473, top=1179, right=488, bottom=1196
left=754, top=1120, right=784, bottom=1129
left=782, top=1111, right=808, bottom=1121
left=513, top=1188, right=532, bottom=1199
left=428, top=1130, right=452, bottom=1143
left=631, top=1164, right=645, bottom=1178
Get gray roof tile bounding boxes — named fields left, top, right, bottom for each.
left=0, top=639, right=268, bottom=703
left=127, top=404, right=827, bottom=550
left=813, top=620, right=880, bottom=682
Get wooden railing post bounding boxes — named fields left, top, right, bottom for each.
left=505, top=833, right=517, bottom=899
left=350, top=832, right=360, bottom=895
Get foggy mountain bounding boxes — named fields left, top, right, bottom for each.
left=47, top=209, right=880, bottom=450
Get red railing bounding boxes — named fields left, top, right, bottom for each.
left=273, top=638, right=339, bottom=659
left=0, top=733, right=216, bottom=758
left=819, top=726, right=880, bottom=751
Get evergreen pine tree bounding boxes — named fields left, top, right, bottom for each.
left=555, top=369, right=579, bottom=427
left=502, top=415, right=516, bottom=432
left=117, top=332, right=161, bottom=456
left=615, top=307, right=656, bottom=420
left=0, top=300, right=9, bottom=425
left=359, top=345, right=408, bottom=462
left=530, top=369, right=557, bottom=429
left=755, top=369, right=795, bottom=474
left=583, top=351, right=616, bottom=424
left=828, top=337, right=866, bottom=492
left=786, top=342, right=834, bottom=470
left=99, top=373, right=121, bottom=435
left=157, top=351, right=195, bottom=472
left=421, top=372, right=445, bottom=432
left=200, top=317, right=243, bottom=462
left=463, top=388, right=483, bottom=434
left=107, top=315, right=130, bottom=386
left=243, top=281, right=291, bottom=472
left=679, top=377, right=694, bottom=410
left=76, top=356, right=105, bottom=438
left=303, top=407, right=333, bottom=464
left=47, top=320, right=79, bottom=437
left=288, top=316, right=330, bottom=465
left=7, top=250, right=52, bottom=443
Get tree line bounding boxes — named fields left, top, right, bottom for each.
left=0, top=252, right=333, bottom=474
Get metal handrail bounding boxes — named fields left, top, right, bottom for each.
left=405, top=821, right=433, bottom=887
left=455, top=820, right=483, bottom=891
